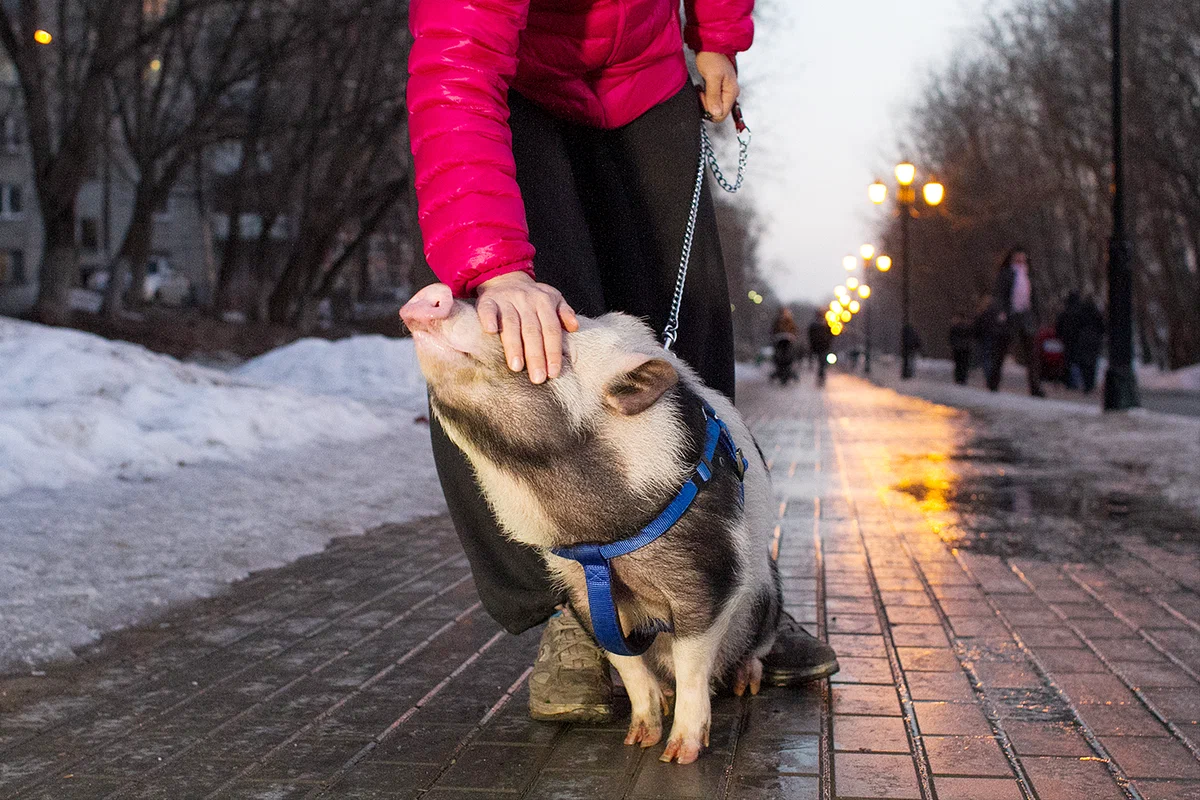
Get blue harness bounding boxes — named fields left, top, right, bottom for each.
left=552, top=402, right=749, bottom=656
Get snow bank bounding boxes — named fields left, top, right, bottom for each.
left=235, top=335, right=428, bottom=408
left=1138, top=362, right=1200, bottom=392
left=0, top=319, right=388, bottom=497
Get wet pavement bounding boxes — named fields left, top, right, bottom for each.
left=3, top=374, right=1199, bottom=798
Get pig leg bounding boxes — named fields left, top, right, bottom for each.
left=660, top=636, right=718, bottom=764
left=607, top=654, right=668, bottom=748
left=733, top=655, right=764, bottom=696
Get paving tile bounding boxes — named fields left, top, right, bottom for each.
left=1053, top=674, right=1136, bottom=705
left=1002, top=721, right=1093, bottom=756
left=832, top=685, right=901, bottom=717
left=1142, top=688, right=1200, bottom=722
left=1131, top=779, right=1200, bottom=800
left=1111, top=661, right=1200, bottom=689
left=831, top=657, right=893, bottom=685
left=949, top=617, right=1011, bottom=638
left=433, top=742, right=551, bottom=792
left=723, top=774, right=820, bottom=800
left=829, top=614, right=883, bottom=635
left=932, top=776, right=1024, bottom=800
left=922, top=735, right=1012, bottom=778
left=1023, top=756, right=1126, bottom=800
left=890, top=626, right=951, bottom=648
left=1013, top=627, right=1085, bottom=648
left=1076, top=703, right=1172, bottom=737
left=732, top=734, right=819, bottom=775
left=913, top=702, right=992, bottom=736
left=629, top=751, right=733, bottom=798
left=1099, top=736, right=1200, bottom=779
left=524, top=770, right=627, bottom=800
left=971, top=662, right=1042, bottom=688
left=1034, top=647, right=1109, bottom=673
left=832, top=752, right=922, bottom=799
left=885, top=606, right=941, bottom=625
left=896, top=647, right=960, bottom=672
left=832, top=715, right=910, bottom=754
left=905, top=671, right=974, bottom=702
left=828, top=634, right=888, bottom=659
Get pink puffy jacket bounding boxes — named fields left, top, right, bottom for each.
left=407, top=0, right=754, bottom=296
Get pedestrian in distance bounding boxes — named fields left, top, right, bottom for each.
left=405, top=0, right=837, bottom=728
left=971, top=294, right=1000, bottom=379
left=770, top=307, right=799, bottom=385
left=808, top=310, right=833, bottom=388
left=1057, top=291, right=1105, bottom=393
left=948, top=313, right=973, bottom=385
left=987, top=247, right=1045, bottom=397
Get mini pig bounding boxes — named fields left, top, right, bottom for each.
left=401, top=283, right=782, bottom=764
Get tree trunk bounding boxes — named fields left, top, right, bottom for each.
left=33, top=206, right=78, bottom=326
left=120, top=200, right=156, bottom=310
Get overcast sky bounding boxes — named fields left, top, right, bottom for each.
left=732, top=0, right=999, bottom=303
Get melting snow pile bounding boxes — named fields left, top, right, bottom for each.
left=0, top=318, right=388, bottom=497
left=235, top=334, right=428, bottom=408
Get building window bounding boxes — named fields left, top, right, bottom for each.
left=3, top=116, right=23, bottom=151
left=0, top=250, right=25, bottom=284
left=79, top=217, right=100, bottom=251
left=0, top=184, right=23, bottom=218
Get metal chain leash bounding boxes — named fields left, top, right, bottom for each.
left=662, top=101, right=752, bottom=351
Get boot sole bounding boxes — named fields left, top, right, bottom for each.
left=529, top=700, right=614, bottom=724
left=762, top=659, right=840, bottom=687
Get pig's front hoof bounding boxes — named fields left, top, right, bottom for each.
left=733, top=656, right=764, bottom=696
left=625, top=716, right=663, bottom=748
left=659, top=734, right=705, bottom=764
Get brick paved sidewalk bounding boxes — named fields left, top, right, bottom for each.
left=3, top=374, right=1199, bottom=799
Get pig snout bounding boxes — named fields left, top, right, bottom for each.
left=400, top=283, right=455, bottom=334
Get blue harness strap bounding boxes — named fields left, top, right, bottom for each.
left=552, top=402, right=749, bottom=656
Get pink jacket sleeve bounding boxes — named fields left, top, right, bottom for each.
left=684, top=0, right=754, bottom=56
left=407, top=0, right=535, bottom=297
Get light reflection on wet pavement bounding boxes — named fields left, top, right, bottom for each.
left=740, top=371, right=1200, bottom=799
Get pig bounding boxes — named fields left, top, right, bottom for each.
left=401, top=283, right=782, bottom=764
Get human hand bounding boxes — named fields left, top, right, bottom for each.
left=695, top=52, right=739, bottom=123
left=476, top=272, right=579, bottom=384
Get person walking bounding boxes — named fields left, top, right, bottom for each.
left=1070, top=294, right=1105, bottom=393
left=948, top=314, right=973, bottom=385
left=987, top=247, right=1045, bottom=397
left=771, top=307, right=799, bottom=384
left=406, top=0, right=837, bottom=725
left=807, top=311, right=833, bottom=387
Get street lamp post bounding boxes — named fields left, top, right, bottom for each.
left=1103, top=0, right=1139, bottom=410
left=870, top=167, right=944, bottom=380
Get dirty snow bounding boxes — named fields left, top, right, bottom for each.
left=0, top=318, right=388, bottom=498
left=0, top=320, right=442, bottom=674
left=235, top=335, right=428, bottom=408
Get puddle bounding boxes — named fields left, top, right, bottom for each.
left=890, top=434, right=1200, bottom=561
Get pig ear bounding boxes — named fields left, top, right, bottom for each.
left=604, top=358, right=679, bottom=415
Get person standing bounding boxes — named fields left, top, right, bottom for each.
left=807, top=311, right=833, bottom=387
left=405, top=0, right=838, bottom=726
left=987, top=247, right=1045, bottom=397
left=948, top=314, right=974, bottom=385
left=771, top=307, right=799, bottom=384
left=1072, top=294, right=1106, bottom=393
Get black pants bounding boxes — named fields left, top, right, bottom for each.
left=987, top=313, right=1042, bottom=394
left=430, top=85, right=734, bottom=635
left=952, top=348, right=971, bottom=384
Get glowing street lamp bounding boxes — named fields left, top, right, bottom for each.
left=849, top=300, right=861, bottom=314
left=868, top=164, right=947, bottom=379
left=858, top=284, right=871, bottom=299
left=846, top=277, right=860, bottom=290
left=860, top=243, right=876, bottom=261
left=876, top=255, right=892, bottom=272
left=34, top=29, right=53, bottom=44
left=842, top=255, right=857, bottom=271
